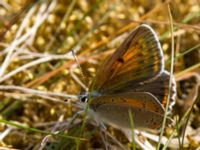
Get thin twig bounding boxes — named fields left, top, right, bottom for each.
left=0, top=53, right=72, bottom=83
left=0, top=127, right=12, bottom=140
left=0, top=85, right=77, bottom=100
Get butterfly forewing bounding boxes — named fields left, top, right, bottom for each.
left=92, top=24, right=164, bottom=93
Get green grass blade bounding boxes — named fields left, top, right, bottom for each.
left=128, top=110, right=136, bottom=150
left=157, top=3, right=175, bottom=149
left=0, top=118, right=86, bottom=141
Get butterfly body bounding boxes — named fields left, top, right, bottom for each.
left=81, top=24, right=176, bottom=130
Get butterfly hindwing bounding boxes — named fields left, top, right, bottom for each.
left=107, top=71, right=176, bottom=110
left=134, top=71, right=176, bottom=110
left=90, top=92, right=171, bottom=129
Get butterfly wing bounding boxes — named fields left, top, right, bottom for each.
left=89, top=24, right=176, bottom=129
left=108, top=71, right=176, bottom=110
left=90, top=92, right=171, bottom=129
left=134, top=71, right=176, bottom=110
left=91, top=24, right=164, bottom=93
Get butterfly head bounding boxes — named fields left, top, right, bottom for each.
left=79, top=92, right=89, bottom=103
left=79, top=91, right=101, bottom=103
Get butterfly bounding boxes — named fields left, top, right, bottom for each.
left=80, top=24, right=176, bottom=130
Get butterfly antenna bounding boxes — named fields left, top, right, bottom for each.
left=71, top=49, right=88, bottom=92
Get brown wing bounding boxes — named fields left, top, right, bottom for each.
left=91, top=24, right=164, bottom=93
left=90, top=92, right=165, bottom=114
left=106, top=71, right=176, bottom=110
left=90, top=92, right=172, bottom=129
left=134, top=71, right=176, bottom=110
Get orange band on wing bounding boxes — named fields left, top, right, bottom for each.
left=113, top=98, right=162, bottom=114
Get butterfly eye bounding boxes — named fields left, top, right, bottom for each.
left=81, top=95, right=88, bottom=103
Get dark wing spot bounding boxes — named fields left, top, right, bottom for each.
left=110, top=68, right=114, bottom=73
left=142, top=102, right=146, bottom=108
left=153, top=122, right=157, bottom=126
left=117, top=57, right=125, bottom=63
left=120, top=98, right=127, bottom=102
left=135, top=41, right=139, bottom=45
left=137, top=53, right=142, bottom=57
left=155, top=107, right=159, bottom=113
